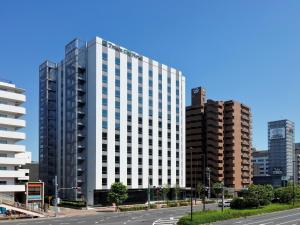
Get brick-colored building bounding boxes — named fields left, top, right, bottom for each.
left=186, top=87, right=252, bottom=190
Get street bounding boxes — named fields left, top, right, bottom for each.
left=0, top=204, right=217, bottom=225
left=214, top=207, right=300, bottom=225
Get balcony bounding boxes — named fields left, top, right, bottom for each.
left=77, top=176, right=84, bottom=183
left=0, top=185, right=25, bottom=192
left=77, top=119, right=85, bottom=127
left=242, top=166, right=249, bottom=171
left=78, top=85, right=86, bottom=92
left=78, top=74, right=86, bottom=82
left=0, top=155, right=31, bottom=165
left=78, top=96, right=85, bottom=104
left=77, top=154, right=85, bottom=160
left=0, top=130, right=25, bottom=140
left=0, top=104, right=25, bottom=116
left=0, top=169, right=28, bottom=180
left=0, top=90, right=25, bottom=104
left=0, top=144, right=25, bottom=153
left=0, top=117, right=25, bottom=128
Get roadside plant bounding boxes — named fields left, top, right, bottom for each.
left=107, top=182, right=128, bottom=211
left=174, top=183, right=181, bottom=201
left=162, top=184, right=170, bottom=201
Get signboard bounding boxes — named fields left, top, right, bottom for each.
left=102, top=40, right=143, bottom=60
left=270, top=128, right=285, bottom=140
left=272, top=167, right=283, bottom=175
left=26, top=182, right=44, bottom=207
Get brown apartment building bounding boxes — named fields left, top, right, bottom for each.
left=186, top=87, right=252, bottom=190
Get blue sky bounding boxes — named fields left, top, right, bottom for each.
left=1, top=1, right=300, bottom=161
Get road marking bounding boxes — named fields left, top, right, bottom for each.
left=244, top=212, right=300, bottom=225
left=277, top=218, right=300, bottom=225
left=153, top=217, right=180, bottom=225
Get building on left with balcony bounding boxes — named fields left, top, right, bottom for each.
left=0, top=80, right=31, bottom=202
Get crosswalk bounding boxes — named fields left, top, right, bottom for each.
left=152, top=217, right=180, bottom=225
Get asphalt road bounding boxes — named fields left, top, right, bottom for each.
left=0, top=203, right=217, bottom=225
left=214, top=207, right=300, bottom=225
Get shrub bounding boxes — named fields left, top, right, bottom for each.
left=274, top=188, right=293, bottom=203
left=167, top=202, right=178, bottom=207
left=179, top=201, right=189, bottom=206
left=230, top=198, right=245, bottom=209
left=59, top=200, right=86, bottom=209
left=245, top=198, right=260, bottom=208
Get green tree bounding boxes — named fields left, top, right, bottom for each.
left=174, top=183, right=181, bottom=201
left=196, top=182, right=205, bottom=200
left=212, top=182, right=223, bottom=201
left=107, top=182, right=128, bottom=211
left=248, top=184, right=274, bottom=206
left=162, top=184, right=170, bottom=201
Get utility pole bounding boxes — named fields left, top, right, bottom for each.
left=148, top=178, right=151, bottom=210
left=54, top=175, right=58, bottom=217
left=221, top=182, right=224, bottom=212
left=293, top=160, right=295, bottom=206
left=190, top=147, right=193, bottom=221
left=207, top=167, right=211, bottom=199
left=202, top=156, right=206, bottom=212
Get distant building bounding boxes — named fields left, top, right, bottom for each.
left=22, top=161, right=39, bottom=182
left=252, top=150, right=269, bottom=176
left=0, top=80, right=31, bottom=202
left=186, top=87, right=252, bottom=190
left=268, top=120, right=295, bottom=187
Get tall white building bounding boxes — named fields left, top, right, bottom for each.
left=39, top=37, right=186, bottom=205
left=0, top=80, right=31, bottom=202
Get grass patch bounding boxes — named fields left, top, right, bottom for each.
left=178, top=202, right=300, bottom=225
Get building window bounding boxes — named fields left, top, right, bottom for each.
left=115, top=112, right=120, bottom=120
left=102, top=167, right=107, bottom=174
left=138, top=168, right=143, bottom=175
left=102, top=109, right=108, bottom=118
left=102, top=53, right=108, bottom=61
left=127, top=178, right=132, bottom=185
left=102, top=155, right=107, bottom=163
left=138, top=179, right=142, bottom=185
left=102, top=178, right=107, bottom=186
left=115, top=79, right=120, bottom=87
left=102, top=64, right=108, bottom=72
left=127, top=62, right=132, bottom=70
left=102, top=121, right=107, bottom=129
left=127, top=157, right=132, bottom=164
left=115, top=156, right=120, bottom=164
left=102, top=144, right=107, bottom=151
left=127, top=168, right=131, bottom=175
left=115, top=57, right=120, bottom=65
left=102, top=132, right=107, bottom=140
left=102, top=75, right=108, bottom=83
left=102, top=98, right=107, bottom=106
left=102, top=87, right=108, bottom=95
left=127, top=72, right=132, bottom=80
left=138, top=76, right=143, bottom=84
left=138, top=66, right=143, bottom=74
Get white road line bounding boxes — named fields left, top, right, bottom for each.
left=244, top=212, right=300, bottom=225
left=277, top=218, right=300, bottom=225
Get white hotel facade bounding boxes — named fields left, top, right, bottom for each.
left=0, top=81, right=31, bottom=202
left=39, top=37, right=186, bottom=205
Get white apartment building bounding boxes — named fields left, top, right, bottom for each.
left=40, top=37, right=186, bottom=205
left=0, top=80, right=31, bottom=202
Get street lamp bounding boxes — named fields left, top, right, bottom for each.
left=206, top=167, right=211, bottom=199
left=189, top=147, right=193, bottom=221
left=293, top=160, right=295, bottom=206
